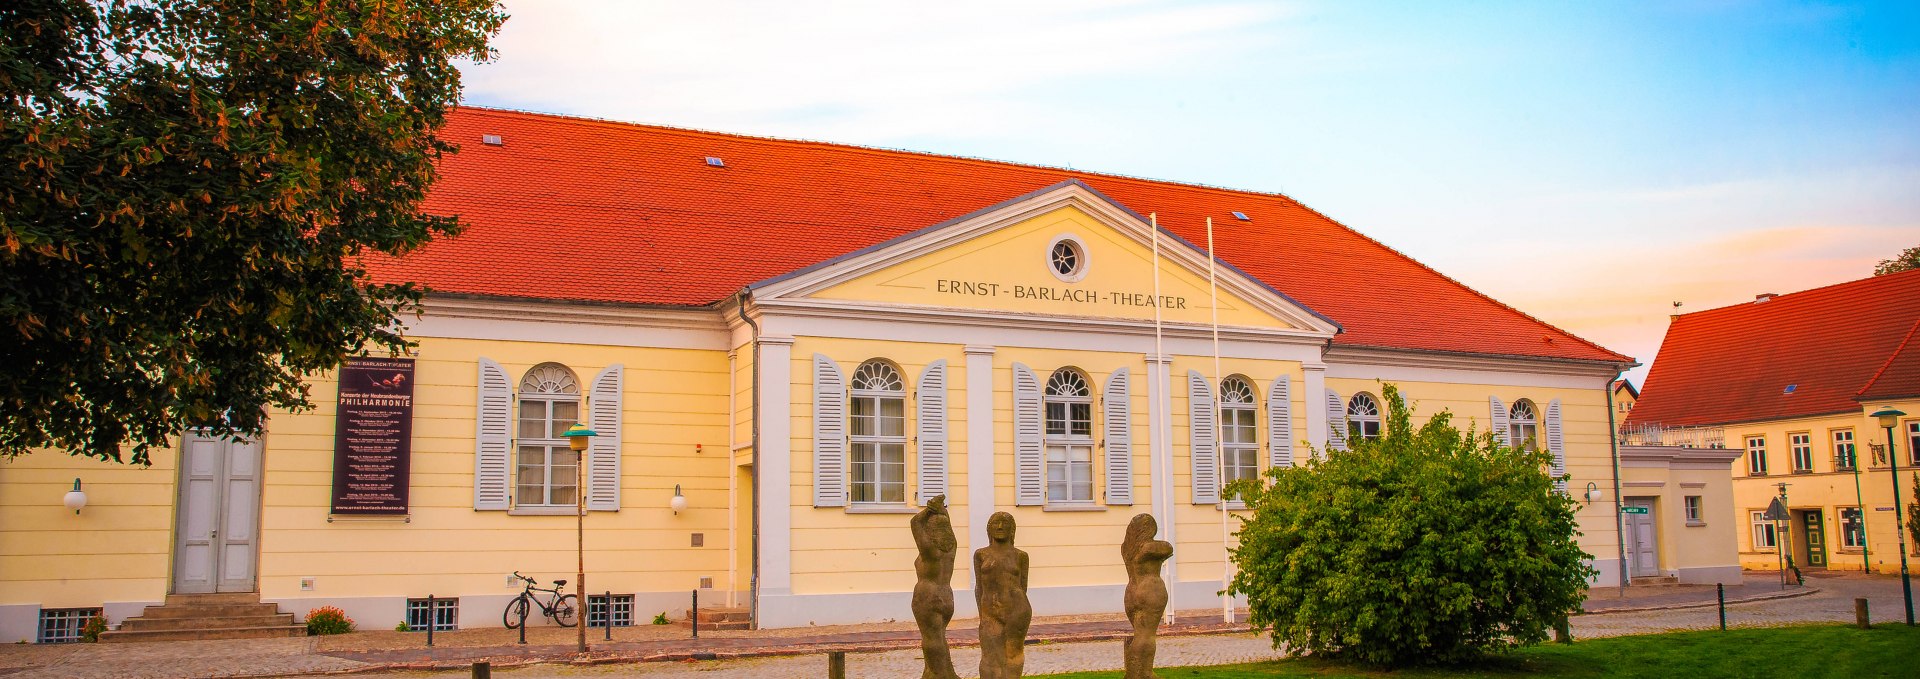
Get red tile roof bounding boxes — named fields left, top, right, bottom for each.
left=1627, top=269, right=1920, bottom=427
left=1858, top=318, right=1920, bottom=402
left=367, top=107, right=1628, bottom=364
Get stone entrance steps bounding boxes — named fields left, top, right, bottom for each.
left=681, top=605, right=752, bottom=631
left=101, top=593, right=307, bottom=642
left=1630, top=575, right=1681, bottom=586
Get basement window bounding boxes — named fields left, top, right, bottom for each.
left=587, top=594, right=635, bottom=627
left=38, top=608, right=101, bottom=644
left=405, top=598, right=458, bottom=632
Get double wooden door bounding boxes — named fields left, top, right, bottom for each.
left=172, top=434, right=263, bottom=593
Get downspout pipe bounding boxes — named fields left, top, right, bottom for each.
left=1607, top=373, right=1627, bottom=595
left=737, top=290, right=762, bottom=629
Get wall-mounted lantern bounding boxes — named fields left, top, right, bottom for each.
left=670, top=484, right=688, bottom=515
left=63, top=478, right=87, bottom=514
left=1583, top=482, right=1604, bottom=507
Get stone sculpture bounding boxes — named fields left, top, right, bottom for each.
left=1121, top=513, right=1173, bottom=679
left=974, top=511, right=1032, bottom=679
left=910, top=495, right=959, bottom=679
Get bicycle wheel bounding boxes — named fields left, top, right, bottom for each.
left=503, top=594, right=531, bottom=629
left=552, top=593, right=580, bottom=627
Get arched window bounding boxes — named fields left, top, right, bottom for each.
left=1219, top=377, right=1259, bottom=493
left=1044, top=368, right=1095, bottom=503
left=849, top=360, right=908, bottom=504
left=517, top=363, right=581, bottom=507
left=1347, top=393, right=1382, bottom=442
left=1509, top=399, right=1539, bottom=450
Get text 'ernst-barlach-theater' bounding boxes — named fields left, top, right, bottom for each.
left=1, top=107, right=1739, bottom=640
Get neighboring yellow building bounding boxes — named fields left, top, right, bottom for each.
left=1630, top=272, right=1920, bottom=575
left=2, top=108, right=1672, bottom=641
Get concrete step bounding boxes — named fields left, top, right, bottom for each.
left=118, top=613, right=296, bottom=631
left=684, top=606, right=751, bottom=623
left=133, top=603, right=284, bottom=618
left=98, top=625, right=307, bottom=643
left=163, top=592, right=264, bottom=606
left=1630, top=576, right=1681, bottom=586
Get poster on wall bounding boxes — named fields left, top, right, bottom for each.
left=330, top=357, right=415, bottom=515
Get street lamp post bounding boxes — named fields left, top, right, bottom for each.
left=1872, top=407, right=1912, bottom=626
left=563, top=423, right=599, bottom=651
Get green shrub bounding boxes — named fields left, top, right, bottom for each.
left=80, top=616, right=108, bottom=643
left=393, top=621, right=411, bottom=632
left=1226, top=384, right=1593, bottom=667
left=652, top=612, right=669, bottom=625
left=305, top=606, right=355, bottom=636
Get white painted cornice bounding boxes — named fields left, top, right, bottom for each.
left=406, top=293, right=729, bottom=350
left=748, top=297, right=1332, bottom=347
left=1324, top=345, right=1628, bottom=379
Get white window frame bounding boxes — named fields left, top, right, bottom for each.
left=1044, top=368, right=1095, bottom=504
left=516, top=363, right=581, bottom=508
left=1789, top=433, right=1813, bottom=473
left=1750, top=511, right=1776, bottom=551
left=1508, top=400, right=1539, bottom=450
left=1908, top=420, right=1920, bottom=466
left=1684, top=496, right=1703, bottom=524
left=1219, top=377, right=1259, bottom=493
left=1746, top=436, right=1768, bottom=476
left=1839, top=506, right=1867, bottom=550
left=848, top=360, right=908, bottom=505
left=1346, top=393, right=1382, bottom=442
left=1832, top=429, right=1856, bottom=470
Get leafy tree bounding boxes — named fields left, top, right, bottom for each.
left=2, top=1, right=505, bottom=463
left=1226, top=384, right=1593, bottom=667
left=1876, top=245, right=1920, bottom=276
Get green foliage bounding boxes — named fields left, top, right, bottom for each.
left=80, top=615, right=107, bottom=642
left=1875, top=245, right=1920, bottom=276
left=393, top=620, right=410, bottom=632
left=1225, top=384, right=1593, bottom=667
left=652, top=611, right=670, bottom=625
left=1, top=0, right=506, bottom=463
left=1909, top=474, right=1918, bottom=551
left=305, top=606, right=353, bottom=636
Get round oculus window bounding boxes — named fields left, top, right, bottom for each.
left=1047, top=235, right=1089, bottom=282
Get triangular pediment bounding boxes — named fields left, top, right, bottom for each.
left=748, top=181, right=1339, bottom=337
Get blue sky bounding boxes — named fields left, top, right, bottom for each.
left=458, top=1, right=1920, bottom=384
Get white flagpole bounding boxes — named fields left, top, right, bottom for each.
left=1207, top=217, right=1233, bottom=624
left=1152, top=213, right=1174, bottom=626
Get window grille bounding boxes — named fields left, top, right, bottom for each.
left=587, top=594, right=634, bottom=627
left=38, top=608, right=100, bottom=644
left=405, top=598, right=458, bottom=632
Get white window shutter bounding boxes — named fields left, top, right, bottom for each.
left=916, top=360, right=950, bottom=502
left=813, top=354, right=848, bottom=508
left=1269, top=375, right=1293, bottom=468
left=1103, top=368, right=1133, bottom=505
left=586, top=364, right=623, bottom=511
left=1325, top=388, right=1347, bottom=453
left=1546, top=398, right=1568, bottom=492
left=1188, top=370, right=1220, bottom=505
left=1013, top=363, right=1044, bottom=506
left=1490, top=396, right=1510, bottom=446
left=474, top=358, right=512, bottom=510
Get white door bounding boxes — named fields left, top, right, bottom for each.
left=172, top=434, right=263, bottom=594
left=1626, top=499, right=1658, bottom=577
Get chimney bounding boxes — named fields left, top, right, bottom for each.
left=1755, top=293, right=1776, bottom=303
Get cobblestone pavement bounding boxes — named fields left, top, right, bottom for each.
left=0, top=572, right=1908, bottom=678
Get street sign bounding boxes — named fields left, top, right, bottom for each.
left=1621, top=507, right=1649, bottom=515
left=1764, top=497, right=1790, bottom=521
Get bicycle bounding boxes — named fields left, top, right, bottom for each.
left=503, top=571, right=579, bottom=628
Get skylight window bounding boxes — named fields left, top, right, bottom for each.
left=1783, top=384, right=1797, bottom=394
left=1231, top=211, right=1250, bottom=221
left=705, top=157, right=725, bottom=167
left=481, top=134, right=503, bottom=146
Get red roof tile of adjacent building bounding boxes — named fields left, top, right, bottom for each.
left=1627, top=269, right=1920, bottom=427
left=366, top=107, right=1628, bottom=364
left=1858, top=317, right=1920, bottom=402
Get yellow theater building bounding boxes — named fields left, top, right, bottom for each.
left=5, top=108, right=1697, bottom=641
left=1630, top=271, right=1920, bottom=575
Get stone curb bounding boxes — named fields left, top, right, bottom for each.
left=243, top=623, right=1259, bottom=678
left=1580, top=585, right=1819, bottom=615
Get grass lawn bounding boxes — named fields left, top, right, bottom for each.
left=1035, top=624, right=1919, bottom=678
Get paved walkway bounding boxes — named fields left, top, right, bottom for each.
left=0, top=571, right=1906, bottom=678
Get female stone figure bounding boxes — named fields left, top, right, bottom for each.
left=974, top=511, right=1032, bottom=679
left=1121, top=513, right=1174, bottom=679
left=910, top=495, right=959, bottom=679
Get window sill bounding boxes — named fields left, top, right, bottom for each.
left=1748, top=471, right=1767, bottom=477
left=1218, top=501, right=1248, bottom=511
left=1791, top=470, right=1812, bottom=475
left=845, top=504, right=918, bottom=514
left=509, top=506, right=579, bottom=516
left=1836, top=467, right=1858, bottom=473
left=1686, top=520, right=1707, bottom=527
left=1042, top=503, right=1106, bottom=512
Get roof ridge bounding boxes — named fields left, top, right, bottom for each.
left=1857, top=316, right=1920, bottom=397
left=1677, top=267, right=1920, bottom=319
left=455, top=104, right=1316, bottom=204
